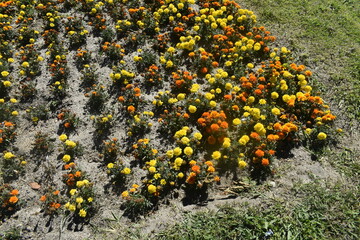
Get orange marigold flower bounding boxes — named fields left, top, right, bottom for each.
left=40, top=195, right=47, bottom=202
left=262, top=158, right=270, bottom=166
left=9, top=196, right=18, bottom=204
left=220, top=121, right=228, bottom=129
left=191, top=165, right=201, bottom=174
left=207, top=166, right=215, bottom=173
left=210, top=123, right=220, bottom=132
left=197, top=118, right=206, bottom=126
left=127, top=105, right=135, bottom=113
left=250, top=132, right=260, bottom=140
left=10, top=189, right=19, bottom=196
left=268, top=150, right=276, bottom=155
left=273, top=122, right=282, bottom=130
left=255, top=149, right=265, bottom=157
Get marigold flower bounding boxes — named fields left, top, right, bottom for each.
left=69, top=204, right=76, bottom=212
left=238, top=160, right=247, bottom=169
left=122, top=167, right=131, bottom=175
left=69, top=189, right=77, bottom=196
left=188, top=105, right=197, bottom=113
left=233, top=118, right=241, bottom=125
left=261, top=158, right=270, bottom=166
left=210, top=123, right=220, bottom=132
left=1, top=71, right=9, bottom=77
left=59, top=134, right=68, bottom=142
left=65, top=140, right=77, bottom=148
left=255, top=149, right=265, bottom=157
left=211, top=151, right=221, bottom=160
left=40, top=195, right=46, bottom=202
left=148, top=184, right=157, bottom=194
left=10, top=189, right=19, bottom=195
left=317, top=132, right=327, bottom=140
left=193, top=132, right=202, bottom=140
left=4, top=152, right=15, bottom=159
left=174, top=157, right=183, bottom=167
left=173, top=147, right=182, bottom=156
left=62, top=154, right=71, bottom=162
left=9, top=196, right=18, bottom=204
left=79, top=209, right=87, bottom=218
left=3, top=81, right=11, bottom=87
left=184, top=147, right=193, bottom=156
left=181, top=137, right=190, bottom=145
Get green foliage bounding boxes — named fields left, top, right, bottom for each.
left=156, top=181, right=359, bottom=240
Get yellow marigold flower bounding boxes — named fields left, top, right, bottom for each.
left=166, top=60, right=173, bottom=68
left=65, top=140, right=77, bottom=148
left=59, top=134, right=68, bottom=142
left=189, top=160, right=197, bottom=166
left=166, top=150, right=174, bottom=158
left=69, top=204, right=76, bottom=212
left=184, top=147, right=193, bottom=156
left=121, top=191, right=129, bottom=198
left=238, top=135, right=250, bottom=145
left=177, top=93, right=186, bottom=100
left=174, top=157, right=183, bottom=167
left=247, top=96, right=255, bottom=103
left=148, top=184, right=157, bottom=194
left=3, top=81, right=11, bottom=87
left=259, top=99, right=266, bottom=105
left=282, top=94, right=291, bottom=103
left=209, top=100, right=217, bottom=108
left=107, top=163, right=114, bottom=169
left=271, top=108, right=281, bottom=115
left=247, top=63, right=254, bottom=69
left=0, top=99, right=4, bottom=103
left=76, top=197, right=83, bottom=204
left=233, top=118, right=241, bottom=125
left=211, top=151, right=221, bottom=160
left=181, top=137, right=190, bottom=145
left=148, top=166, right=156, bottom=173
left=193, top=132, right=202, bottom=140
left=122, top=167, right=131, bottom=175
left=88, top=197, right=93, bottom=202
left=76, top=181, right=85, bottom=188
left=62, top=154, right=71, bottom=162
left=317, top=132, right=327, bottom=140
left=4, top=152, right=15, bottom=159
left=297, top=74, right=305, bottom=81
left=79, top=209, right=87, bottom=218
left=160, top=179, right=166, bottom=185
left=69, top=189, right=77, bottom=196
left=222, top=139, right=231, bottom=148
left=188, top=105, right=197, bottom=113
left=1, top=71, right=9, bottom=77
left=149, top=160, right=157, bottom=167
left=21, top=61, right=29, bottom=68
left=177, top=172, right=184, bottom=178
left=271, top=92, right=279, bottom=99
left=190, top=84, right=200, bottom=93
left=238, top=160, right=247, bottom=169
left=173, top=147, right=182, bottom=156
